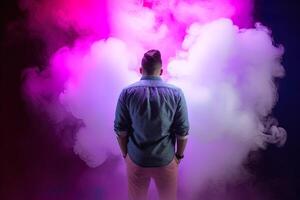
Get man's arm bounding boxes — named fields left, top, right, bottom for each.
left=116, top=132, right=128, bottom=158
left=172, top=89, right=190, bottom=162
left=114, top=90, right=131, bottom=158
left=176, top=135, right=188, bottom=158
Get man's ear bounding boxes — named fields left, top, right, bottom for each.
left=160, top=68, right=163, bottom=75
left=140, top=67, right=143, bottom=75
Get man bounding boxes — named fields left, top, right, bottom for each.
left=114, top=49, right=190, bottom=200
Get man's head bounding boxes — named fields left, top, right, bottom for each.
left=140, top=49, right=163, bottom=76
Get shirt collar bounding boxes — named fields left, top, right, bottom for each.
left=140, top=75, right=162, bottom=81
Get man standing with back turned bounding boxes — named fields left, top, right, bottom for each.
left=114, top=49, right=190, bottom=200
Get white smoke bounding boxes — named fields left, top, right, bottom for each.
left=57, top=38, right=139, bottom=167
left=167, top=18, right=286, bottom=196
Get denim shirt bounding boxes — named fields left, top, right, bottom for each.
left=114, top=75, right=190, bottom=167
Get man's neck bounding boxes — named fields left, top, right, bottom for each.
left=140, top=75, right=162, bottom=81
left=142, top=74, right=160, bottom=77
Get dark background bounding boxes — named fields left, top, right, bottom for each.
left=1, top=0, right=300, bottom=199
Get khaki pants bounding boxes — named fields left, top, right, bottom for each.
left=125, top=155, right=178, bottom=200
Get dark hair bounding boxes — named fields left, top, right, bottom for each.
left=141, top=49, right=162, bottom=74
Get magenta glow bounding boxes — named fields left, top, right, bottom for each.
left=21, top=0, right=286, bottom=199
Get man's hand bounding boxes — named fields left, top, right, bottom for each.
left=174, top=157, right=181, bottom=164
left=175, top=153, right=184, bottom=164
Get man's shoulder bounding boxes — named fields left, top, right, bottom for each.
left=161, top=81, right=182, bottom=91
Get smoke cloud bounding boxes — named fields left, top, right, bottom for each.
left=21, top=0, right=286, bottom=199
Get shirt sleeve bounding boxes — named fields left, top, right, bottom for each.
left=172, top=89, right=190, bottom=139
left=114, top=89, right=132, bottom=136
